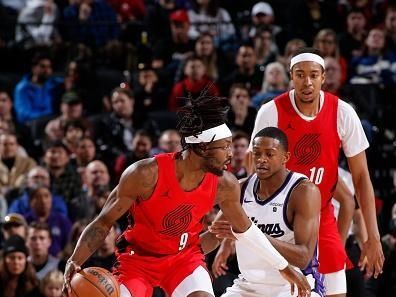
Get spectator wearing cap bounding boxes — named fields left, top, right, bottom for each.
left=13, top=53, right=63, bottom=124
left=152, top=9, right=195, bottom=76
left=8, top=166, right=68, bottom=217
left=45, top=91, right=85, bottom=142
left=25, top=185, right=71, bottom=256
left=187, top=0, right=235, bottom=42
left=1, top=213, right=28, bottom=243
left=26, top=222, right=60, bottom=280
left=0, top=133, right=36, bottom=195
left=43, top=141, right=82, bottom=208
left=249, top=2, right=284, bottom=54
left=0, top=235, right=40, bottom=297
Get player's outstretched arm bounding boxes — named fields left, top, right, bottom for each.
left=347, top=151, right=384, bottom=278
left=63, top=158, right=158, bottom=296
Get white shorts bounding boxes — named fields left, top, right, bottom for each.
left=221, top=276, right=322, bottom=297
left=323, top=269, right=347, bottom=295
left=120, top=266, right=214, bottom=297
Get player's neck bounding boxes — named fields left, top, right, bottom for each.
left=256, top=169, right=289, bottom=201
left=294, top=96, right=320, bottom=117
left=175, top=150, right=207, bottom=190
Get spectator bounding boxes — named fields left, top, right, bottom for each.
left=227, top=131, right=249, bottom=179
left=92, top=87, right=141, bottom=166
left=114, top=130, right=152, bottom=181
left=84, top=225, right=118, bottom=271
left=7, top=166, right=68, bottom=217
left=251, top=61, right=289, bottom=108
left=253, top=26, right=278, bottom=69
left=15, top=0, right=58, bottom=49
left=69, top=160, right=110, bottom=221
left=322, top=57, right=343, bottom=96
left=187, top=0, right=235, bottom=43
left=43, top=141, right=82, bottom=206
left=313, top=28, right=348, bottom=84
left=0, top=90, right=32, bottom=153
left=69, top=137, right=97, bottom=179
left=26, top=222, right=60, bottom=280
left=194, top=32, right=221, bottom=81
left=13, top=53, right=63, bottom=124
left=150, top=129, right=181, bottom=156
left=338, top=7, right=367, bottom=61
left=25, top=185, right=72, bottom=256
left=226, top=83, right=257, bottom=134
left=0, top=235, right=40, bottom=297
left=350, top=28, right=396, bottom=86
left=152, top=9, right=195, bottom=72
left=62, top=0, right=120, bottom=48
left=38, top=270, right=63, bottom=297
left=45, top=91, right=85, bottom=142
left=168, top=55, right=219, bottom=111
left=249, top=2, right=286, bottom=51
left=221, top=43, right=263, bottom=97
left=133, top=63, right=169, bottom=117
left=0, top=133, right=36, bottom=195
left=62, top=119, right=87, bottom=156
left=1, top=213, right=28, bottom=243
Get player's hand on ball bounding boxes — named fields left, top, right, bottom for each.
left=279, top=265, right=311, bottom=297
left=62, top=259, right=81, bottom=296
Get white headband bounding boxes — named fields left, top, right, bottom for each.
left=290, top=53, right=325, bottom=70
left=185, top=123, right=232, bottom=144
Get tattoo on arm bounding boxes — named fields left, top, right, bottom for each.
left=84, top=226, right=108, bottom=253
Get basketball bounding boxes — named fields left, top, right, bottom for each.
left=70, top=267, right=120, bottom=297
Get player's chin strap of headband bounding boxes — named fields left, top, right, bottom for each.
left=184, top=123, right=232, bottom=144
left=290, top=53, right=325, bottom=70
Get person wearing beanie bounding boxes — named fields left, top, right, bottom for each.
left=0, top=235, right=40, bottom=297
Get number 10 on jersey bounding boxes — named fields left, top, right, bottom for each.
left=179, top=232, right=189, bottom=250
left=309, top=167, right=324, bottom=185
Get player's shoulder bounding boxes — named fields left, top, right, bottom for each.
left=290, top=177, right=320, bottom=203
left=120, top=157, right=158, bottom=184
left=336, top=98, right=358, bottom=116
left=257, top=99, right=277, bottom=114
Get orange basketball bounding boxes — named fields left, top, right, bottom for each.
left=70, top=267, right=120, bottom=297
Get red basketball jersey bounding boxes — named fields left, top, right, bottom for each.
left=275, top=92, right=340, bottom=210
left=122, top=153, right=218, bottom=256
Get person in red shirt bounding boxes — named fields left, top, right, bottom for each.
left=168, top=55, right=219, bottom=112
left=248, top=47, right=384, bottom=297
left=63, top=95, right=311, bottom=297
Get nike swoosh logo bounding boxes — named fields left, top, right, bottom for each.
left=243, top=198, right=253, bottom=203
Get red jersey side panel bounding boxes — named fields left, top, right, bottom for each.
left=122, top=153, right=218, bottom=256
left=275, top=92, right=340, bottom=209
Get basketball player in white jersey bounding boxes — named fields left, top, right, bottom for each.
left=210, top=127, right=324, bottom=297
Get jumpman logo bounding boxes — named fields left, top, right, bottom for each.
left=286, top=122, right=294, bottom=130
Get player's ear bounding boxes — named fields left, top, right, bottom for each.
left=283, top=152, right=291, bottom=164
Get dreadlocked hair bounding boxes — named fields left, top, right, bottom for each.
left=177, top=86, right=229, bottom=150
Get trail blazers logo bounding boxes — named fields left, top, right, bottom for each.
left=294, top=134, right=321, bottom=165
left=160, top=205, right=194, bottom=236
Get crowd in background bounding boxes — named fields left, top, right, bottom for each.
left=0, top=0, right=395, bottom=297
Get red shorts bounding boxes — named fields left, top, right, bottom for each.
left=114, top=246, right=207, bottom=297
left=318, top=205, right=347, bottom=273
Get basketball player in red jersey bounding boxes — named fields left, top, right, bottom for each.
left=63, top=95, right=311, bottom=297
left=247, top=47, right=384, bottom=296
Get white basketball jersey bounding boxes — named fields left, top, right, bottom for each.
left=236, top=171, right=323, bottom=293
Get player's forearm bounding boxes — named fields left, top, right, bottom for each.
left=70, top=219, right=111, bottom=265
left=354, top=174, right=380, bottom=240
left=199, top=231, right=221, bottom=255
left=337, top=202, right=354, bottom=245
left=266, top=236, right=312, bottom=269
